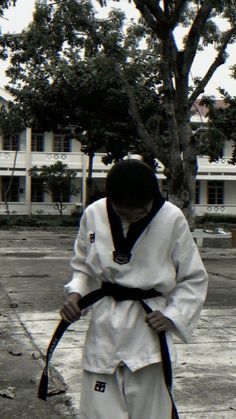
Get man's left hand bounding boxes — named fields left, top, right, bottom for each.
left=145, top=310, right=175, bottom=333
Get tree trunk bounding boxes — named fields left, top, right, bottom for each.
left=175, top=72, right=198, bottom=230
left=54, top=201, right=63, bottom=216
left=159, top=38, right=198, bottom=228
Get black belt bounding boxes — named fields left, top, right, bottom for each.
left=38, top=282, right=179, bottom=419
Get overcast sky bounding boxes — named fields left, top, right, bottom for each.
left=0, top=0, right=236, bottom=98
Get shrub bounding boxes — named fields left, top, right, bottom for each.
left=195, top=214, right=236, bottom=228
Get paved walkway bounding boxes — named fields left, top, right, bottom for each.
left=0, top=229, right=236, bottom=418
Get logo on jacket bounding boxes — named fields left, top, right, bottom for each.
left=113, top=250, right=131, bottom=264
left=90, top=233, right=95, bottom=243
left=94, top=381, right=106, bottom=393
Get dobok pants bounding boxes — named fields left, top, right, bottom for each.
left=78, top=362, right=172, bottom=419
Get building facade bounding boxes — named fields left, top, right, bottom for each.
left=1, top=88, right=236, bottom=216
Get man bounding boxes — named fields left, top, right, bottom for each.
left=60, top=159, right=208, bottom=419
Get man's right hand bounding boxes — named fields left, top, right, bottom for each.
left=60, top=292, right=82, bottom=323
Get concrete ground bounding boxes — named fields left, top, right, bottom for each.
left=0, top=228, right=235, bottom=419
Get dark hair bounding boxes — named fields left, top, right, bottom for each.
left=106, top=159, right=160, bottom=207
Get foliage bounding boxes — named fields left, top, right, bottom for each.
left=0, top=0, right=162, bottom=168
left=199, top=90, right=236, bottom=164
left=0, top=101, right=25, bottom=138
left=0, top=0, right=16, bottom=17
left=196, top=213, right=236, bottom=227
left=28, top=161, right=79, bottom=215
left=0, top=102, right=25, bottom=216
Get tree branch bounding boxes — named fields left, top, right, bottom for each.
left=133, top=0, right=167, bottom=38
left=169, top=0, right=188, bottom=30
left=189, top=26, right=236, bottom=106
left=133, top=0, right=179, bottom=73
left=182, top=0, right=215, bottom=74
left=115, top=63, right=162, bottom=158
left=135, top=0, right=184, bottom=42
left=142, top=0, right=166, bottom=25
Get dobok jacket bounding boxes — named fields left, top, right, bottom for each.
left=65, top=198, right=208, bottom=374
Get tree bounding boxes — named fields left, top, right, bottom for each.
left=0, top=0, right=17, bottom=17
left=0, top=1, right=161, bottom=156
left=0, top=102, right=24, bottom=215
left=0, top=0, right=19, bottom=214
left=0, top=0, right=163, bottom=201
left=28, top=161, right=79, bottom=215
left=95, top=0, right=236, bottom=226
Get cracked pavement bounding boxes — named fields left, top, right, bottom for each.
left=0, top=228, right=235, bottom=419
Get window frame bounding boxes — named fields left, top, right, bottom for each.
left=3, top=134, right=20, bottom=151
left=31, top=178, right=44, bottom=202
left=53, top=133, right=71, bottom=152
left=207, top=180, right=224, bottom=205
left=2, top=176, right=20, bottom=202
left=31, top=132, right=45, bottom=152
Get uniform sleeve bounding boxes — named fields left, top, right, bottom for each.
left=64, top=211, right=97, bottom=297
left=163, top=212, right=208, bottom=343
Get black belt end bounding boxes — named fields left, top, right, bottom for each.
left=38, top=370, right=48, bottom=401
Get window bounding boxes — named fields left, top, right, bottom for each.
left=208, top=181, right=224, bottom=205
left=32, top=132, right=44, bottom=152
left=31, top=178, right=44, bottom=202
left=195, top=181, right=200, bottom=204
left=2, top=177, right=20, bottom=201
left=53, top=134, right=71, bottom=152
left=3, top=134, right=20, bottom=151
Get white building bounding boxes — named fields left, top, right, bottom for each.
left=0, top=88, right=236, bottom=216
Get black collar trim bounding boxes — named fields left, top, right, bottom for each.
left=106, top=195, right=165, bottom=264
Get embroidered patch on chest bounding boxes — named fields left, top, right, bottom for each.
left=89, top=233, right=95, bottom=243
left=113, top=250, right=131, bottom=264
left=94, top=381, right=106, bottom=393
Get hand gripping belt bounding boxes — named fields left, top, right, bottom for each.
left=38, top=281, right=179, bottom=419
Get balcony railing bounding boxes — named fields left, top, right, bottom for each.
left=1, top=151, right=236, bottom=178
left=0, top=150, right=110, bottom=172
left=195, top=204, right=236, bottom=216
left=197, top=156, right=236, bottom=172
left=0, top=151, right=26, bottom=169
left=1, top=202, right=236, bottom=217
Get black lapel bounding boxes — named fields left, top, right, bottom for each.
left=106, top=195, right=165, bottom=264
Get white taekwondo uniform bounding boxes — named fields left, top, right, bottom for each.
left=65, top=197, right=208, bottom=419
